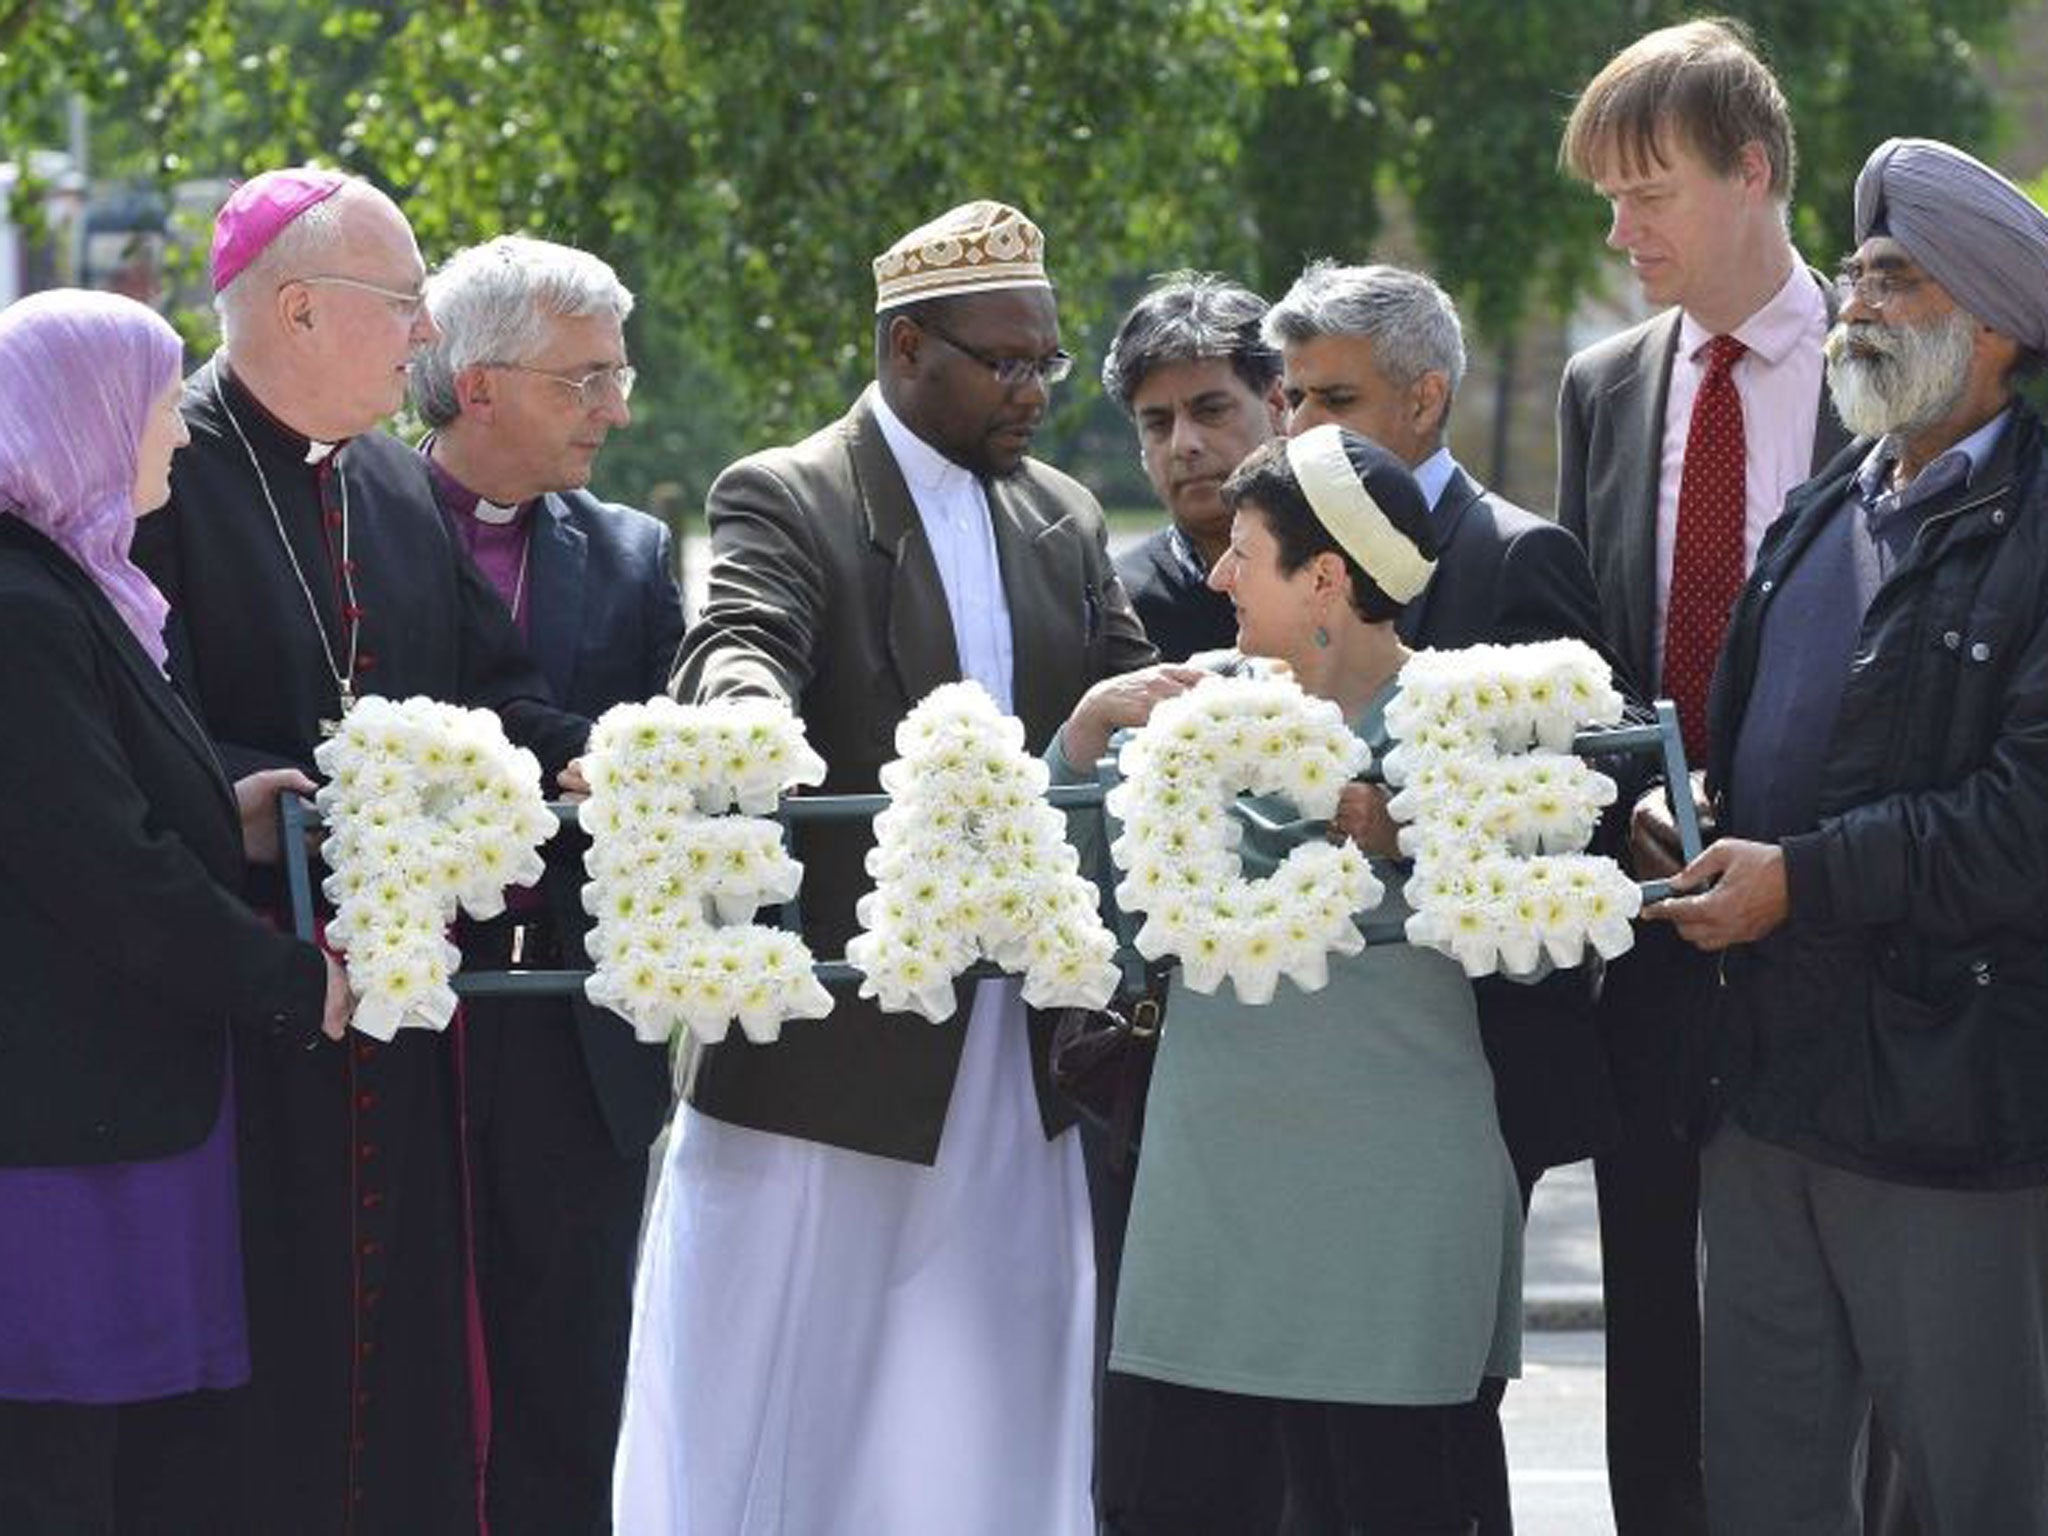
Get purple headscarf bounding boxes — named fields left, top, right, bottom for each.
left=0, top=289, right=184, bottom=669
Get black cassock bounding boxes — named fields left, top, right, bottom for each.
left=133, top=359, right=589, bottom=1536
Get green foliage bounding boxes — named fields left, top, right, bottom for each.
left=0, top=0, right=2030, bottom=507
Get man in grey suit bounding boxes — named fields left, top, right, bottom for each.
left=411, top=234, right=681, bottom=1536
left=1556, top=20, right=1851, bottom=1536
left=612, top=201, right=1159, bottom=1536
left=1263, top=259, right=1617, bottom=1536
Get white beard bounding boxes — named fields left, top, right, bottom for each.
left=1824, top=308, right=1977, bottom=440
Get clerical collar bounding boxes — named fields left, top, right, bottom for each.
left=213, top=357, right=347, bottom=465
left=417, top=435, right=535, bottom=526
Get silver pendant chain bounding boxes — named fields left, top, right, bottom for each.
left=212, top=368, right=361, bottom=719
left=509, top=533, right=531, bottom=620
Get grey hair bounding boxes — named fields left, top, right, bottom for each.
left=411, top=235, right=635, bottom=428
left=212, top=178, right=365, bottom=351
left=1261, top=260, right=1467, bottom=397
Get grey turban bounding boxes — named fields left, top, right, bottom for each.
left=1854, top=137, right=2048, bottom=354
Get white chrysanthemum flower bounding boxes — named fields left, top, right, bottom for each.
left=1385, top=643, right=1640, bottom=978
left=1110, top=672, right=1381, bottom=1004
left=848, top=682, right=1120, bottom=1022
left=579, top=695, right=829, bottom=1045
left=315, top=697, right=558, bottom=1035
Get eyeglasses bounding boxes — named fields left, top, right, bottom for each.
left=919, top=319, right=1073, bottom=389
left=487, top=362, right=638, bottom=408
left=288, top=273, right=429, bottom=322
left=1833, top=269, right=1926, bottom=312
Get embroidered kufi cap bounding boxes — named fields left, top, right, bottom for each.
left=873, top=201, right=1050, bottom=313
left=210, top=167, right=350, bottom=293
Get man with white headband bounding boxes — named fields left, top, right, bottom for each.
left=1649, top=136, right=2048, bottom=1532
left=1262, top=258, right=1616, bottom=1534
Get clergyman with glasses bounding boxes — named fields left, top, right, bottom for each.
left=613, top=200, right=1161, bottom=1535
left=132, top=168, right=592, bottom=1536
left=409, top=234, right=682, bottom=1536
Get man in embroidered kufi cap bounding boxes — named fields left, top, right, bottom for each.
left=614, top=201, right=1160, bottom=1535
left=1649, top=137, right=2048, bottom=1533
left=132, top=170, right=591, bottom=1536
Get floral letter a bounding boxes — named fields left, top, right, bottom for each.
left=846, top=682, right=1121, bottom=1022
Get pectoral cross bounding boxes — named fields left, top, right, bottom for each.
left=319, top=681, right=357, bottom=739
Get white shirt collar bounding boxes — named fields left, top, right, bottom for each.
left=1412, top=446, right=1458, bottom=513
left=871, top=388, right=978, bottom=499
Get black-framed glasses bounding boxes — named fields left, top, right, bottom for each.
left=919, top=319, right=1073, bottom=389
left=1833, top=269, right=1925, bottom=312
left=487, top=362, right=638, bottom=407
left=287, top=273, right=430, bottom=322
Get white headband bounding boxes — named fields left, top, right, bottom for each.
left=1284, top=424, right=1435, bottom=603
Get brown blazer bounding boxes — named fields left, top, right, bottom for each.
left=673, top=387, right=1156, bottom=1162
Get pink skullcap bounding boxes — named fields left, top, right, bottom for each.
left=209, top=167, right=349, bottom=293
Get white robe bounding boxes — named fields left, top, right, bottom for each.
left=612, top=400, right=1097, bottom=1536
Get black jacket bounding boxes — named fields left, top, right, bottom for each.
left=132, top=360, right=589, bottom=784
left=1399, top=467, right=1626, bottom=1179
left=474, top=485, right=684, bottom=1156
left=1114, top=525, right=1237, bottom=663
left=0, top=515, right=325, bottom=1165
left=1706, top=406, right=2048, bottom=1188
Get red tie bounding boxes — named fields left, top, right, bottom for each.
left=1661, top=334, right=1748, bottom=764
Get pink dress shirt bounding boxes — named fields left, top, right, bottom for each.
left=1653, top=261, right=1828, bottom=684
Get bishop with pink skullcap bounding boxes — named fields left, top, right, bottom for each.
left=130, top=162, right=599, bottom=1534
left=208, top=166, right=349, bottom=293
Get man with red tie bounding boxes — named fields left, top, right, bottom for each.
left=1555, top=20, right=1849, bottom=1536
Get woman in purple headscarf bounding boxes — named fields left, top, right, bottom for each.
left=0, top=289, right=353, bottom=1533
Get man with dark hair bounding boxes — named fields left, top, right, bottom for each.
left=613, top=200, right=1158, bottom=1536
left=412, top=233, right=681, bottom=1536
left=1556, top=21, right=1850, bottom=1532
left=1100, top=273, right=1285, bottom=661
left=1651, top=135, right=2048, bottom=1536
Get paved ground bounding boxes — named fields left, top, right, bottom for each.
left=1510, top=1159, right=1615, bottom=1534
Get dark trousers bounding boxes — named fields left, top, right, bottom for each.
left=1592, top=926, right=1709, bottom=1536
left=1103, top=1371, right=1477, bottom=1535
left=0, top=1390, right=244, bottom=1535
left=464, top=987, right=651, bottom=1536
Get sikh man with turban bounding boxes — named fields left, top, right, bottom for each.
left=612, top=201, right=1162, bottom=1535
left=132, top=169, right=591, bottom=1535
left=1646, top=137, right=2048, bottom=1533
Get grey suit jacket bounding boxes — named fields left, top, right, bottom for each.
left=1554, top=273, right=1851, bottom=698
left=524, top=488, right=685, bottom=1156
left=673, top=386, right=1156, bottom=1163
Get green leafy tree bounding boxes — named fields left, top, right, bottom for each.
left=1, top=0, right=2030, bottom=506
